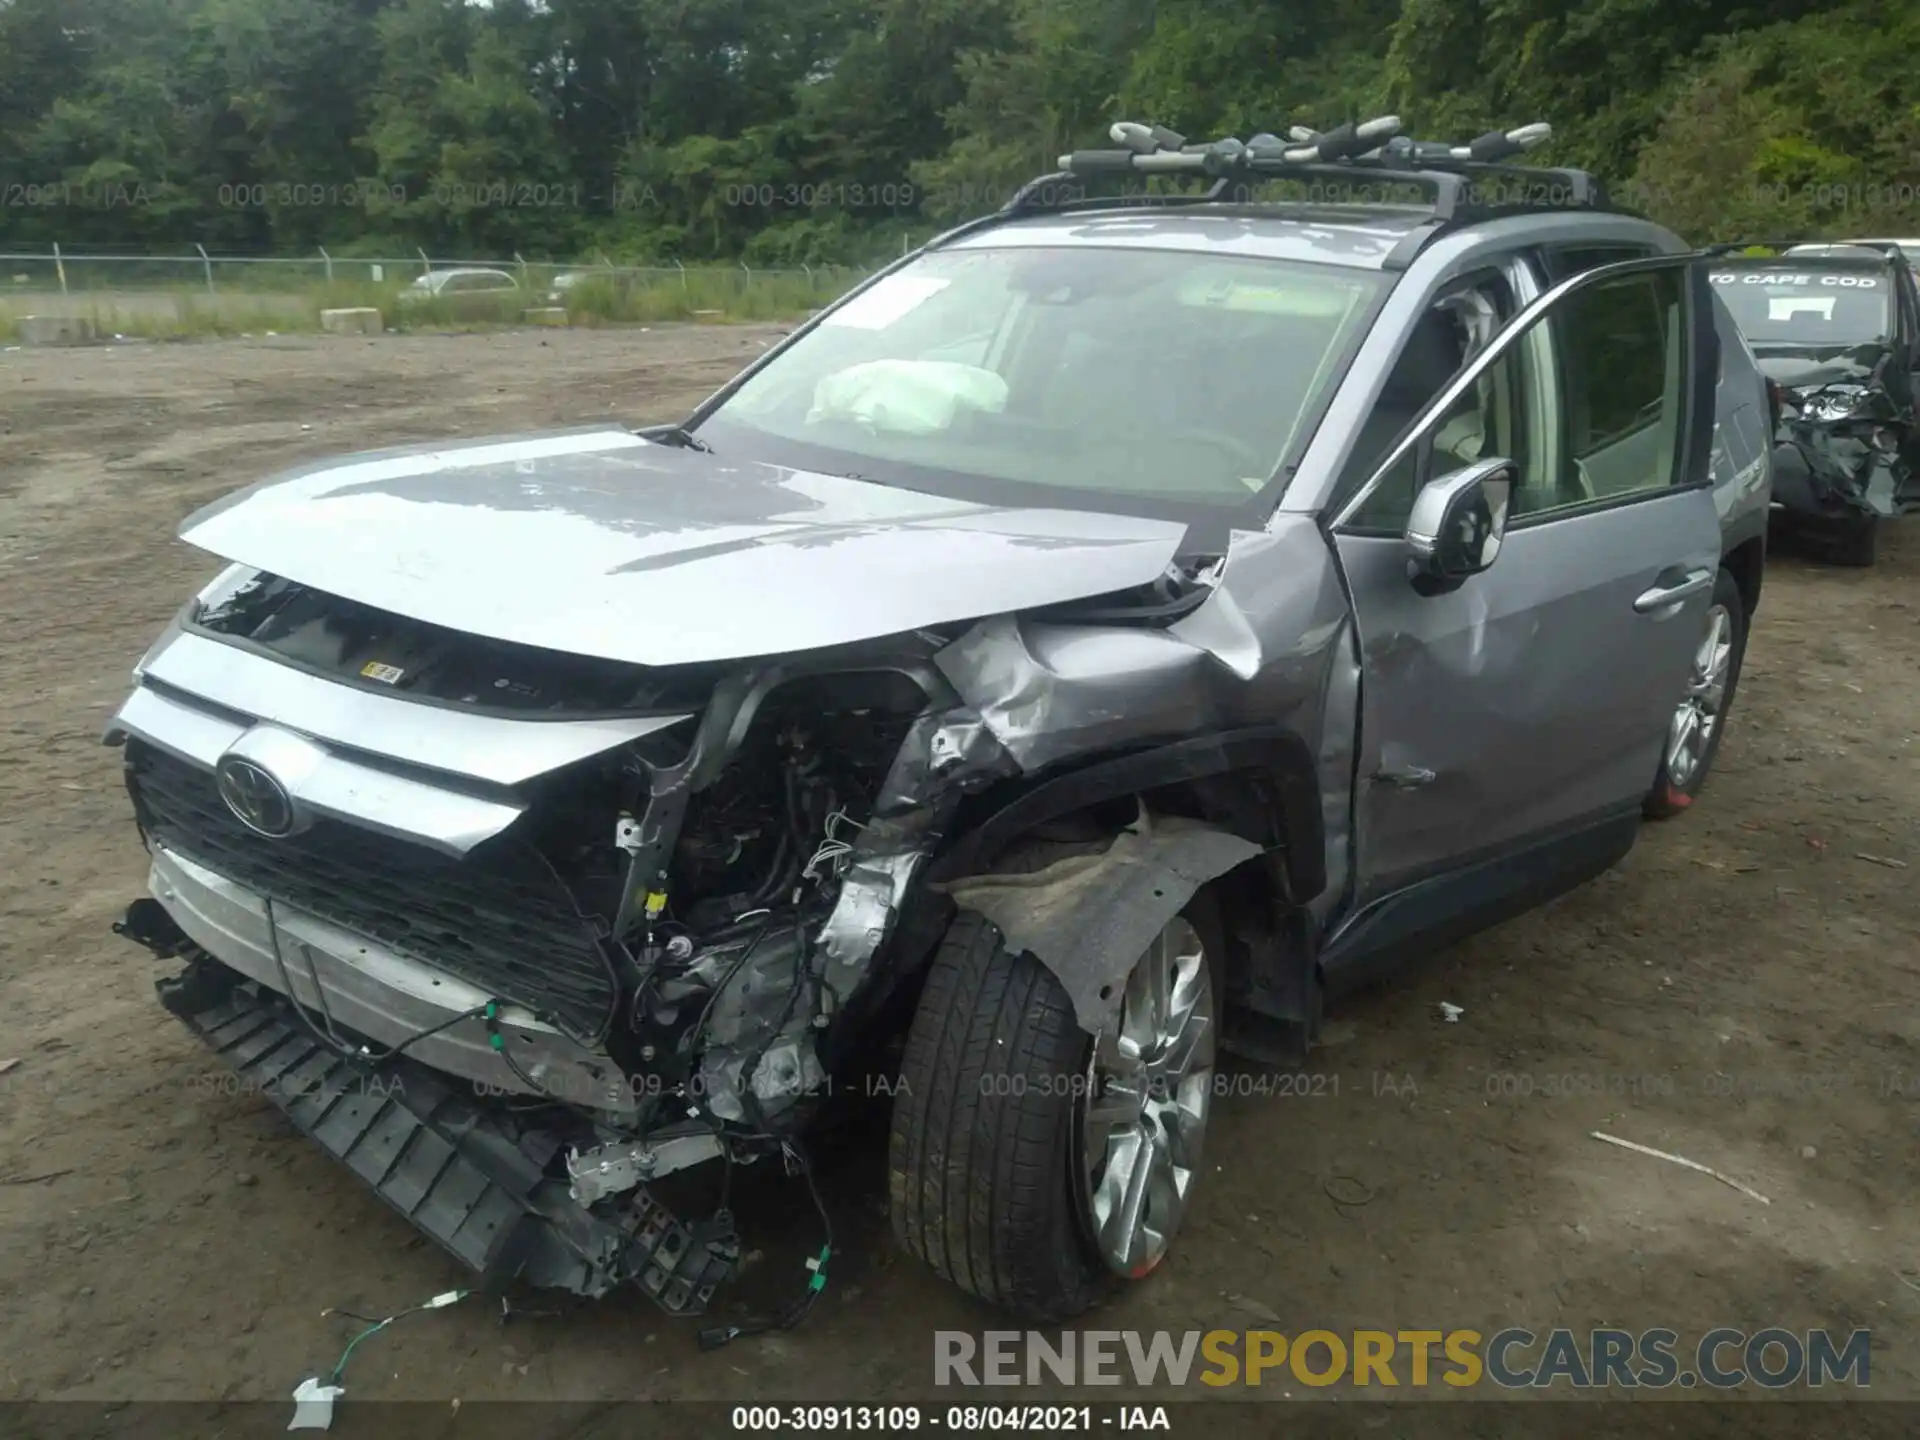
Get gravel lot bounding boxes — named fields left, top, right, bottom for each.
left=3, top=327, right=1919, bottom=1425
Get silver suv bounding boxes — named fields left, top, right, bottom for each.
left=110, top=119, right=1772, bottom=1327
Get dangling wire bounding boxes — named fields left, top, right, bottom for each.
left=697, top=1137, right=835, bottom=1351
left=800, top=809, right=864, bottom=883
left=321, top=1288, right=470, bottom=1386
left=263, top=896, right=355, bottom=1059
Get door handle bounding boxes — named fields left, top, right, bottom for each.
left=1632, top=568, right=1713, bottom=614
left=1374, top=765, right=1436, bottom=789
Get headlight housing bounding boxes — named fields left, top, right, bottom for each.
left=1802, top=390, right=1868, bottom=423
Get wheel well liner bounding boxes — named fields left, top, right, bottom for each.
left=925, top=726, right=1325, bottom=900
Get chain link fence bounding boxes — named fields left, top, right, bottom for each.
left=0, top=247, right=870, bottom=333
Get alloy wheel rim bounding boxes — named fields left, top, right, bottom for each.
left=1079, top=916, right=1214, bottom=1278
left=1666, top=602, right=1733, bottom=790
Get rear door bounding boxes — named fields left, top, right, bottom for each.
left=1327, top=256, right=1721, bottom=955
left=448, top=273, right=512, bottom=318
left=440, top=273, right=478, bottom=316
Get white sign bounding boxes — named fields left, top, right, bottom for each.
left=1710, top=271, right=1878, bottom=288
left=1768, top=297, right=1836, bottom=321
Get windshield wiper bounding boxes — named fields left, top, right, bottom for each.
left=647, top=424, right=712, bottom=453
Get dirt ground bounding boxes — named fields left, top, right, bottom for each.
left=3, top=326, right=1919, bottom=1423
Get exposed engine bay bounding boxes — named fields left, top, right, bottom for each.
left=179, top=572, right=993, bottom=1133
left=118, top=569, right=1039, bottom=1314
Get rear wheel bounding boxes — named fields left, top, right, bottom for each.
left=1645, top=568, right=1747, bottom=818
left=888, top=854, right=1220, bottom=1318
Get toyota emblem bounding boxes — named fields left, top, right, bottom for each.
left=215, top=755, right=297, bottom=838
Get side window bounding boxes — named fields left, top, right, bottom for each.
left=1541, top=245, right=1653, bottom=281
left=1340, top=272, right=1534, bottom=532
left=1521, top=267, right=1686, bottom=516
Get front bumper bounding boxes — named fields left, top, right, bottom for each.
left=123, top=904, right=739, bottom=1311
left=1769, top=435, right=1918, bottom=522
left=142, top=841, right=634, bottom=1114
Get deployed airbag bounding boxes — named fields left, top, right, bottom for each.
left=809, top=360, right=1008, bottom=435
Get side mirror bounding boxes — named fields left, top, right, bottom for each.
left=1404, top=457, right=1515, bottom=592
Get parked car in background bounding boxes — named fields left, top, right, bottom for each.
left=548, top=270, right=599, bottom=304
left=397, top=267, right=522, bottom=317
left=1792, top=238, right=1920, bottom=275
left=1715, top=243, right=1920, bottom=564
left=111, top=117, right=1771, bottom=1327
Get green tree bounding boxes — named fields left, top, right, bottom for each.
left=5, top=0, right=1919, bottom=261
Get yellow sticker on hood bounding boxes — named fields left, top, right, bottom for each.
left=360, top=661, right=405, bottom=684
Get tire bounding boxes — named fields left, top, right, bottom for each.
left=888, top=843, right=1221, bottom=1319
left=1644, top=567, right=1748, bottom=819
left=1828, top=513, right=1878, bottom=568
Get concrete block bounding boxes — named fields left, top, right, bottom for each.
left=320, top=307, right=383, bottom=336
left=17, top=314, right=97, bottom=345
left=523, top=307, right=569, bottom=326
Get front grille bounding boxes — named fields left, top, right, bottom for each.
left=126, top=740, right=617, bottom=1040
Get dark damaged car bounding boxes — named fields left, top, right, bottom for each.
left=1712, top=244, right=1920, bottom=565
left=110, top=119, right=1772, bottom=1325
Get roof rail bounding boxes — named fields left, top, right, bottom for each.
left=999, top=116, right=1608, bottom=222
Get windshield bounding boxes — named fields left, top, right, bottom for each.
left=1709, top=267, right=1891, bottom=347
left=698, top=245, right=1385, bottom=510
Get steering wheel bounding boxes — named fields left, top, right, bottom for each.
left=1163, top=429, right=1271, bottom=485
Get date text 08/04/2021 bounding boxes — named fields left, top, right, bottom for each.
left=730, top=1407, right=1169, bottom=1432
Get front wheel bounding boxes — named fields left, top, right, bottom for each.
left=888, top=895, right=1219, bottom=1318
left=1645, top=568, right=1747, bottom=819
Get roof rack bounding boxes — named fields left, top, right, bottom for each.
left=999, top=116, right=1609, bottom=222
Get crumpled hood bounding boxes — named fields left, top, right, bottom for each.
left=1755, top=346, right=1883, bottom=393
left=178, top=428, right=1188, bottom=667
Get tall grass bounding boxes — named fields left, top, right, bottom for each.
left=559, top=268, right=854, bottom=324
left=0, top=267, right=863, bottom=342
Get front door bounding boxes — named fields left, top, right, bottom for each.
left=1893, top=268, right=1920, bottom=507
left=1331, top=257, right=1722, bottom=941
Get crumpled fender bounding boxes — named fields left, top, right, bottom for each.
left=934, top=806, right=1262, bottom=1034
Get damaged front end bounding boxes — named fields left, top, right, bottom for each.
left=109, top=493, right=1342, bottom=1316
left=111, top=568, right=1029, bottom=1311
left=1766, top=361, right=1920, bottom=522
